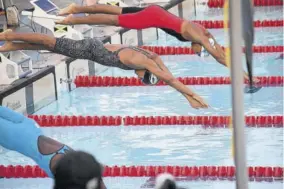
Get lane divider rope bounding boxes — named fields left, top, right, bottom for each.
left=207, top=0, right=283, bottom=7
left=0, top=165, right=282, bottom=179
left=27, top=115, right=283, bottom=127
left=139, top=45, right=283, bottom=55
left=192, top=19, right=283, bottom=28
left=74, top=76, right=284, bottom=87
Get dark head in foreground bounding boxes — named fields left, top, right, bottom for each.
left=155, top=173, right=187, bottom=189
left=54, top=151, right=106, bottom=189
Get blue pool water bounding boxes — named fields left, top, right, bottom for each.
left=0, top=4, right=283, bottom=189
left=193, top=6, right=283, bottom=20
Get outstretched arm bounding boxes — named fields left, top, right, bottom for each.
left=201, top=37, right=253, bottom=81
left=139, top=56, right=209, bottom=109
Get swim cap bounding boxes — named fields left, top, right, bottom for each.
left=155, top=173, right=187, bottom=189
left=141, top=70, right=159, bottom=85
left=197, top=38, right=216, bottom=57
left=54, top=151, right=103, bottom=189
left=155, top=173, right=176, bottom=189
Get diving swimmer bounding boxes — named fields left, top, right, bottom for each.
left=0, top=106, right=107, bottom=189
left=0, top=30, right=208, bottom=109
left=56, top=3, right=257, bottom=82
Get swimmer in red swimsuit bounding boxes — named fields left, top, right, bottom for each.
left=56, top=3, right=257, bottom=82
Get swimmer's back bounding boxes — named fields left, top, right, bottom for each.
left=0, top=106, right=42, bottom=159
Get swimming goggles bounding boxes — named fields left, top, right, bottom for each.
left=197, top=38, right=216, bottom=57
left=141, top=70, right=159, bottom=85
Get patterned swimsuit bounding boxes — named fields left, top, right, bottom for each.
left=54, top=37, right=152, bottom=70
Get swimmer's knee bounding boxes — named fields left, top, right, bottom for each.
left=107, top=15, right=119, bottom=25
left=113, top=17, right=120, bottom=25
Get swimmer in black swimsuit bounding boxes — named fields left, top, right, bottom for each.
left=0, top=29, right=208, bottom=109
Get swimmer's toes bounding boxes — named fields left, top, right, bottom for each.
left=0, top=29, right=12, bottom=40
left=56, top=15, right=74, bottom=25
left=0, top=41, right=13, bottom=52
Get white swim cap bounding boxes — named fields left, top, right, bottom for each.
left=198, top=38, right=216, bottom=57
left=155, top=173, right=176, bottom=189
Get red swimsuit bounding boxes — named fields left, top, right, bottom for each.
left=118, top=5, right=184, bottom=33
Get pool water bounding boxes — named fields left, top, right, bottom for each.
left=0, top=3, right=283, bottom=189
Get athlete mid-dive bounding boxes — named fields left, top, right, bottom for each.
left=56, top=3, right=257, bottom=82
left=0, top=29, right=208, bottom=109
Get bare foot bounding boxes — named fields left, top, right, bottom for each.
left=85, top=0, right=97, bottom=6
left=58, top=3, right=77, bottom=16
left=0, top=29, right=13, bottom=41
left=55, top=14, right=74, bottom=25
left=0, top=41, right=14, bottom=52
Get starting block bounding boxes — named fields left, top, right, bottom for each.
left=21, top=0, right=91, bottom=39
left=0, top=50, right=32, bottom=85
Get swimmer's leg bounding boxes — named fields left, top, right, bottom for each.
left=58, top=3, right=144, bottom=16
left=0, top=30, right=94, bottom=60
left=0, top=30, right=56, bottom=50
left=55, top=13, right=118, bottom=26
left=0, top=41, right=47, bottom=52
left=58, top=3, right=122, bottom=16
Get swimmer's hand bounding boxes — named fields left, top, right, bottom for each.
left=252, top=77, right=260, bottom=84
left=243, top=72, right=260, bottom=84
left=55, top=15, right=74, bottom=25
left=185, top=94, right=209, bottom=109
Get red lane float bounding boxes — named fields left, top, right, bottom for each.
left=207, top=0, right=283, bottom=8
left=0, top=165, right=282, bottom=178
left=139, top=45, right=283, bottom=55
left=123, top=115, right=283, bottom=127
left=28, top=115, right=122, bottom=127
left=27, top=115, right=283, bottom=127
left=74, top=76, right=284, bottom=87
left=192, top=20, right=283, bottom=29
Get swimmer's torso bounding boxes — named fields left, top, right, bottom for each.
left=0, top=110, right=42, bottom=159
left=87, top=38, right=134, bottom=70
left=0, top=107, right=70, bottom=177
